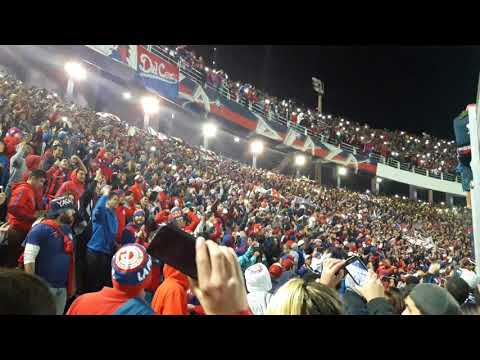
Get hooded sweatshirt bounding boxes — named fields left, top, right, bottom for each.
left=55, top=169, right=85, bottom=204
left=151, top=264, right=189, bottom=315
left=7, top=181, right=38, bottom=232
left=245, top=263, right=272, bottom=315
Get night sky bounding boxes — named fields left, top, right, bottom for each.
left=192, top=45, right=479, bottom=140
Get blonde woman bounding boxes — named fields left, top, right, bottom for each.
left=265, top=258, right=346, bottom=315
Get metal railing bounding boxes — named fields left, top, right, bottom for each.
left=148, top=45, right=463, bottom=185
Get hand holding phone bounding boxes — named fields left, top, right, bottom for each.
left=355, top=270, right=386, bottom=302
left=319, top=258, right=346, bottom=289
left=344, top=256, right=369, bottom=288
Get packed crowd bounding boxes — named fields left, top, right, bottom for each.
left=161, top=45, right=459, bottom=175
left=0, top=70, right=477, bottom=316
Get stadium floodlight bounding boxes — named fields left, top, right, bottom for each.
left=64, top=61, right=86, bottom=81
left=202, top=123, right=217, bottom=151
left=64, top=61, right=86, bottom=100
left=234, top=136, right=240, bottom=143
left=141, top=96, right=160, bottom=115
left=338, top=167, right=347, bottom=176
left=265, top=99, right=270, bottom=104
left=202, top=123, right=217, bottom=138
left=150, top=146, right=156, bottom=152
left=295, top=154, right=306, bottom=167
left=312, top=77, right=324, bottom=113
left=123, top=92, right=132, bottom=100
left=141, top=96, right=159, bottom=129
left=294, top=154, right=306, bottom=177
left=205, top=67, right=209, bottom=72
left=250, top=140, right=264, bottom=169
left=250, top=140, right=264, bottom=155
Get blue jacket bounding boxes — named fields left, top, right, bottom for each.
left=0, top=154, right=9, bottom=187
left=87, top=196, right=118, bottom=255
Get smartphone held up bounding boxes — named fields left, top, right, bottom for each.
left=147, top=223, right=198, bottom=279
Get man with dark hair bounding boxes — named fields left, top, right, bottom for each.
left=42, top=145, right=64, bottom=171
left=23, top=196, right=76, bottom=314
left=3, top=169, right=47, bottom=268
left=85, top=186, right=119, bottom=293
left=0, top=268, right=56, bottom=315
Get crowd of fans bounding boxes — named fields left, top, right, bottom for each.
left=161, top=45, right=459, bottom=175
left=0, top=70, right=477, bottom=316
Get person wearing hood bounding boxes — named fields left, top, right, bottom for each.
left=244, top=263, right=273, bottom=315
left=55, top=168, right=87, bottom=204
left=4, top=169, right=47, bottom=268
left=23, top=196, right=77, bottom=314
left=151, top=264, right=190, bottom=315
left=67, top=244, right=154, bottom=315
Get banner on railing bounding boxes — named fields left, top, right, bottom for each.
left=255, top=117, right=283, bottom=141
left=178, top=78, right=257, bottom=130
left=311, top=139, right=378, bottom=174
left=137, top=46, right=179, bottom=100
left=282, top=129, right=308, bottom=151
left=85, top=45, right=138, bottom=70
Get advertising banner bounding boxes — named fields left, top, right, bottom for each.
left=137, top=46, right=179, bottom=99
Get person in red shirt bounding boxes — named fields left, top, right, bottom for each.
left=151, top=264, right=190, bottom=315
left=154, top=206, right=170, bottom=225
left=55, top=168, right=87, bottom=204
left=129, top=175, right=144, bottom=204
left=4, top=169, right=47, bottom=268
left=183, top=208, right=200, bottom=234
left=3, top=127, right=24, bottom=159
left=67, top=244, right=154, bottom=315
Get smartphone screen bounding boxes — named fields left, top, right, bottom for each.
left=147, top=223, right=197, bottom=279
left=345, top=258, right=368, bottom=287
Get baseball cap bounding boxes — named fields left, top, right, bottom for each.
left=47, top=196, right=75, bottom=218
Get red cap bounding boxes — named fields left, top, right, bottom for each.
left=281, top=258, right=294, bottom=271
left=269, top=263, right=283, bottom=279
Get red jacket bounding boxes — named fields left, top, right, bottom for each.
left=184, top=211, right=200, bottom=233
left=154, top=209, right=170, bottom=224
left=55, top=170, right=85, bottom=204
left=151, top=264, right=189, bottom=315
left=3, top=135, right=20, bottom=159
left=7, top=182, right=38, bottom=232
left=129, top=182, right=144, bottom=204
left=45, top=165, right=69, bottom=198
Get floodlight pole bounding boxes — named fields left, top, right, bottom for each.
left=467, top=76, right=480, bottom=272
left=66, top=78, right=75, bottom=100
